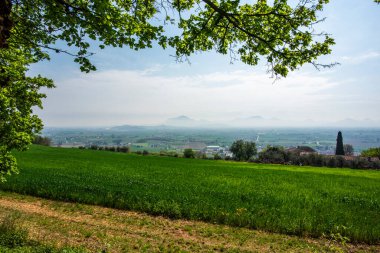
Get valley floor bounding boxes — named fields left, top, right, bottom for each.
left=0, top=191, right=378, bottom=253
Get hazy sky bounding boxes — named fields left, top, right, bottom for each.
left=30, top=0, right=380, bottom=127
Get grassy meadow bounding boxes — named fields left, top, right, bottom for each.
left=1, top=145, right=379, bottom=244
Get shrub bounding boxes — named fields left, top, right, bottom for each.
left=32, top=135, right=52, bottom=146
left=119, top=146, right=129, bottom=153
left=142, top=150, right=149, bottom=156
left=361, top=147, right=380, bottom=158
left=304, top=153, right=324, bottom=167
left=90, top=145, right=98, bottom=150
left=326, top=156, right=336, bottom=167
left=214, top=153, right=222, bottom=160
left=258, top=146, right=287, bottom=164
left=355, top=157, right=372, bottom=169
left=170, top=152, right=178, bottom=157
left=373, top=160, right=380, bottom=169
left=335, top=156, right=345, bottom=168
left=183, top=149, right=195, bottom=158
left=0, top=213, right=28, bottom=248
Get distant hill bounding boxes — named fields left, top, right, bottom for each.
left=164, top=115, right=220, bottom=128
left=230, top=115, right=282, bottom=127
left=166, top=115, right=195, bottom=126
left=91, top=116, right=380, bottom=130
left=247, top=115, right=265, bottom=120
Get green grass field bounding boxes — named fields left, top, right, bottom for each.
left=1, top=145, right=379, bottom=243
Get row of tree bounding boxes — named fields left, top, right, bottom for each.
left=79, top=145, right=130, bottom=153
left=32, top=135, right=380, bottom=170
left=227, top=139, right=380, bottom=169
left=256, top=146, right=380, bottom=169
left=32, top=136, right=52, bottom=146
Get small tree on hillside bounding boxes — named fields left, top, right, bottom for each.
left=258, top=146, right=288, bottom=164
left=230, top=140, right=257, bottom=161
left=343, top=144, right=354, bottom=156
left=335, top=131, right=345, bottom=156
left=32, top=136, right=52, bottom=146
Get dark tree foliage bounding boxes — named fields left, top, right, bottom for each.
left=361, top=147, right=380, bottom=158
left=230, top=140, right=257, bottom=161
left=254, top=147, right=380, bottom=170
left=213, top=153, right=222, bottom=160
left=335, top=131, right=345, bottom=156
left=257, top=145, right=288, bottom=164
left=90, top=145, right=98, bottom=150
left=32, top=136, right=52, bottom=146
left=183, top=149, right=195, bottom=158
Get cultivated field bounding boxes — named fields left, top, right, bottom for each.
left=1, top=192, right=379, bottom=252
left=2, top=145, right=379, bottom=244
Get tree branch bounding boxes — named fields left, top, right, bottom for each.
left=201, top=0, right=286, bottom=57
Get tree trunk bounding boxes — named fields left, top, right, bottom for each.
left=0, top=0, right=12, bottom=48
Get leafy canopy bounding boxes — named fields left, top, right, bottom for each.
left=361, top=148, right=380, bottom=158
left=3, top=0, right=338, bottom=75
left=0, top=48, right=54, bottom=182
left=230, top=140, right=257, bottom=161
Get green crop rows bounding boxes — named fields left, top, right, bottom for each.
left=2, top=145, right=379, bottom=243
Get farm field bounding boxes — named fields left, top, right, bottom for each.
left=1, top=191, right=379, bottom=252
left=1, top=145, right=380, bottom=244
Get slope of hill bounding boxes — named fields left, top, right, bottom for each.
left=1, top=145, right=380, bottom=244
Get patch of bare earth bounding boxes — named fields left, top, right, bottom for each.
left=0, top=192, right=378, bottom=252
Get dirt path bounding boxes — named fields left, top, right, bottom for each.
left=0, top=192, right=378, bottom=252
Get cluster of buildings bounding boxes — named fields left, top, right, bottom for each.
left=201, top=145, right=233, bottom=159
